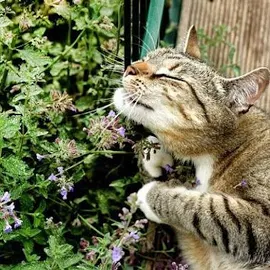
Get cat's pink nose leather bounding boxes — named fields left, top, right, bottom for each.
left=124, top=62, right=154, bottom=77
left=124, top=65, right=137, bottom=76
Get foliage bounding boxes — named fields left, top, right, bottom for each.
left=197, top=25, right=241, bottom=76
left=0, top=0, right=153, bottom=269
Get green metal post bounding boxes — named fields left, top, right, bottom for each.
left=140, top=0, right=166, bottom=57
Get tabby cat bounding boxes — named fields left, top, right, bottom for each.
left=113, top=26, right=270, bottom=270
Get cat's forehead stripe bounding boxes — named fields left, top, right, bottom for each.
left=156, top=67, right=170, bottom=75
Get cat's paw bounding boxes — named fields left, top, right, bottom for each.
left=136, top=181, right=162, bottom=223
left=142, top=136, right=174, bottom=178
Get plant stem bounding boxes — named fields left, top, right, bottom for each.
left=100, top=212, right=133, bottom=270
left=67, top=14, right=72, bottom=92
left=78, top=214, right=105, bottom=237
left=80, top=150, right=133, bottom=156
left=42, top=29, right=86, bottom=74
left=0, top=38, right=16, bottom=92
left=115, top=3, right=122, bottom=58
left=108, top=3, right=123, bottom=79
left=52, top=150, right=132, bottom=178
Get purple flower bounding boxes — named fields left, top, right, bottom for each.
left=14, top=217, right=22, bottom=228
left=241, top=179, right=248, bottom=187
left=124, top=231, right=140, bottom=243
left=129, top=231, right=140, bottom=240
left=48, top=173, right=57, bottom=181
left=122, top=207, right=129, bottom=215
left=234, top=179, right=248, bottom=189
left=134, top=219, right=148, bottom=229
left=67, top=184, right=74, bottom=192
left=36, top=153, right=45, bottom=161
left=164, top=164, right=174, bottom=174
left=4, top=221, right=12, bottom=233
left=116, top=127, right=125, bottom=137
left=111, top=246, right=124, bottom=263
left=60, top=187, right=68, bottom=200
left=108, top=110, right=116, bottom=117
left=5, top=202, right=15, bottom=214
left=1, top=192, right=11, bottom=203
left=171, top=262, right=189, bottom=270
left=57, top=167, right=64, bottom=175
left=195, top=178, right=201, bottom=186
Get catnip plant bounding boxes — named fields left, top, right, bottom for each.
left=0, top=0, right=152, bottom=269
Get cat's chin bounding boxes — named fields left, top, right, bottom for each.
left=113, top=87, right=153, bottom=126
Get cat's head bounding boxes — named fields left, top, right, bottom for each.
left=114, top=26, right=270, bottom=137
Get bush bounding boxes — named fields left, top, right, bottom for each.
left=0, top=0, right=149, bottom=269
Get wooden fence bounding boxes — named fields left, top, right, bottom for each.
left=178, top=0, right=270, bottom=112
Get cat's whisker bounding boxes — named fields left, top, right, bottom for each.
left=103, top=60, right=123, bottom=69
left=104, top=62, right=123, bottom=67
left=101, top=62, right=123, bottom=69
left=73, top=91, right=136, bottom=118
left=127, top=91, right=142, bottom=119
left=92, top=77, right=123, bottom=87
left=103, top=56, right=124, bottom=66
left=100, top=50, right=124, bottom=61
left=101, top=49, right=124, bottom=61
left=72, top=102, right=115, bottom=117
left=131, top=37, right=152, bottom=55
left=143, top=26, right=157, bottom=52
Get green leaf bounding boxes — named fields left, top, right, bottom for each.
left=52, top=3, right=71, bottom=19
left=4, top=115, right=21, bottom=139
left=17, top=48, right=52, bottom=67
left=75, top=96, right=94, bottom=111
left=5, top=262, right=48, bottom=270
left=109, top=179, right=126, bottom=188
left=22, top=240, right=41, bottom=262
left=45, top=235, right=73, bottom=260
left=1, top=155, right=33, bottom=180
left=0, top=16, right=13, bottom=28
left=35, top=199, right=47, bottom=214
left=19, top=227, right=41, bottom=238
left=20, top=194, right=35, bottom=212
left=33, top=27, right=46, bottom=37
left=0, top=114, right=21, bottom=139
left=50, top=61, right=68, bottom=76
left=83, top=154, right=95, bottom=165
left=33, top=213, right=44, bottom=228
left=57, top=254, right=84, bottom=268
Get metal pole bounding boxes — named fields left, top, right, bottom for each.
left=124, top=0, right=131, bottom=68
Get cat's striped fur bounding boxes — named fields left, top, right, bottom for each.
left=113, top=26, right=270, bottom=269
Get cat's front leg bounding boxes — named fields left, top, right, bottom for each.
left=137, top=182, right=270, bottom=263
left=136, top=180, right=184, bottom=224
left=136, top=181, right=163, bottom=223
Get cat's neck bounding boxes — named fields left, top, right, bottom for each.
left=156, top=107, right=270, bottom=160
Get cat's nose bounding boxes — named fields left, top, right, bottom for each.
left=124, top=62, right=154, bottom=77
left=124, top=65, right=137, bottom=76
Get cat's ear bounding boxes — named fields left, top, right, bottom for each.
left=183, top=25, right=201, bottom=59
left=222, top=67, right=270, bottom=114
